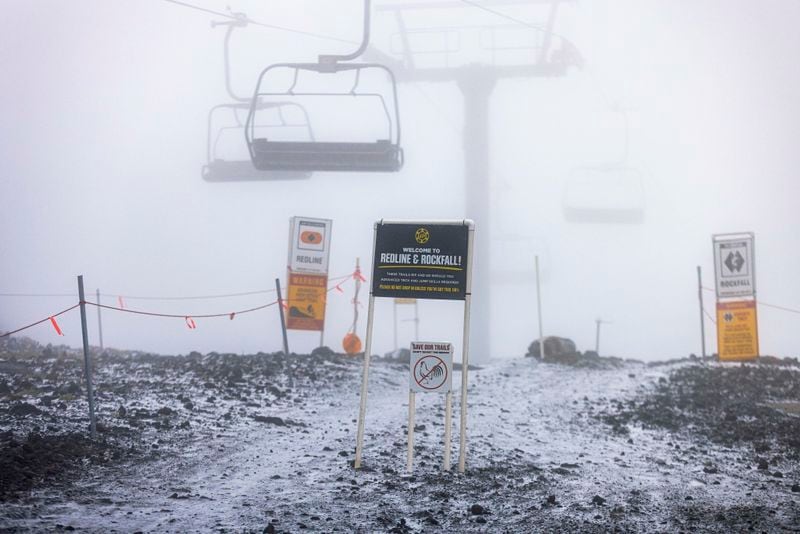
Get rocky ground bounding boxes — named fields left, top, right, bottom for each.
left=1, top=336, right=799, bottom=532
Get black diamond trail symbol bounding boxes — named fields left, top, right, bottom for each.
left=724, top=251, right=745, bottom=273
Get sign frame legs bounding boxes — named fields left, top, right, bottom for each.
left=457, top=223, right=475, bottom=473
left=406, top=390, right=416, bottom=472
left=443, top=390, right=452, bottom=471
left=355, top=219, right=474, bottom=472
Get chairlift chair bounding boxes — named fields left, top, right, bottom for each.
left=245, top=0, right=404, bottom=173
left=203, top=100, right=314, bottom=182
left=563, top=107, right=645, bottom=224
left=562, top=165, right=645, bottom=224
left=202, top=13, right=313, bottom=182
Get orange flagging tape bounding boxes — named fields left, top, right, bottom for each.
left=353, top=268, right=367, bottom=282
left=49, top=316, right=64, bottom=336
left=1, top=276, right=355, bottom=339
left=0, top=304, right=80, bottom=338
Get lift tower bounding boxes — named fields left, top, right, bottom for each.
left=368, top=0, right=581, bottom=360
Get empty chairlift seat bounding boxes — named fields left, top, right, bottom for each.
left=562, top=166, right=646, bottom=224
left=249, top=139, right=401, bottom=172
left=245, top=63, right=404, bottom=173
left=203, top=101, right=313, bottom=182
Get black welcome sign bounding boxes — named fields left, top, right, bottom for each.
left=371, top=222, right=470, bottom=301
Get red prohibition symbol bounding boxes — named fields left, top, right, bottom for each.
left=413, top=355, right=448, bottom=390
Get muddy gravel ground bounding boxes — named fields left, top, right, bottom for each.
left=1, top=337, right=799, bottom=533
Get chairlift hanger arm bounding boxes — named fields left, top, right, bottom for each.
left=213, top=15, right=249, bottom=102
left=243, top=1, right=404, bottom=174
left=210, top=11, right=248, bottom=28
left=318, top=0, right=371, bottom=65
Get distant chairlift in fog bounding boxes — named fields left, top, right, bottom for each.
left=204, top=101, right=315, bottom=182
left=202, top=13, right=312, bottom=182
left=245, top=0, right=403, bottom=173
left=562, top=165, right=645, bottom=224
left=562, top=109, right=645, bottom=224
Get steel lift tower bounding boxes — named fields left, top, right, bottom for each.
left=368, top=0, right=581, bottom=360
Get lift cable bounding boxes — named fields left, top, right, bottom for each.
left=161, top=0, right=357, bottom=45
left=458, top=0, right=578, bottom=49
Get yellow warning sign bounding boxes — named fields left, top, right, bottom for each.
left=286, top=273, right=327, bottom=331
left=716, top=300, right=759, bottom=361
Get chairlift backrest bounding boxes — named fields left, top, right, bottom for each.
left=203, top=101, right=313, bottom=182
left=245, top=0, right=404, bottom=173
left=245, top=62, right=403, bottom=173
left=202, top=17, right=313, bottom=182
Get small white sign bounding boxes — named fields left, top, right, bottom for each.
left=289, top=217, right=332, bottom=274
left=410, top=341, right=453, bottom=393
left=713, top=234, right=755, bottom=298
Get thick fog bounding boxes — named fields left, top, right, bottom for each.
left=1, top=0, right=798, bottom=361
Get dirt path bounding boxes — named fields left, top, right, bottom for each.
left=2, top=345, right=799, bottom=532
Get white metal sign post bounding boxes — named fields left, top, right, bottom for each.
left=354, top=219, right=475, bottom=473
left=407, top=341, right=453, bottom=472
left=712, top=232, right=755, bottom=299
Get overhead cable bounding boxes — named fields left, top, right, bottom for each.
left=458, top=0, right=577, bottom=47
left=161, top=0, right=357, bottom=45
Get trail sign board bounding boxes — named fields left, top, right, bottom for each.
left=372, top=223, right=469, bottom=300
left=287, top=216, right=332, bottom=332
left=289, top=217, right=332, bottom=274
left=356, top=219, right=474, bottom=474
left=716, top=300, right=759, bottom=361
left=713, top=233, right=755, bottom=299
left=410, top=342, right=453, bottom=393
left=286, top=273, right=327, bottom=331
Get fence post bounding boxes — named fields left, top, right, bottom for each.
left=595, top=318, right=601, bottom=354
left=697, top=266, right=706, bottom=358
left=275, top=278, right=290, bottom=355
left=535, top=255, right=544, bottom=358
left=78, top=276, right=97, bottom=438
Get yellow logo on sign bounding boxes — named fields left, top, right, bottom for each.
left=415, top=228, right=430, bottom=244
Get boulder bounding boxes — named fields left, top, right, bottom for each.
left=526, top=337, right=578, bottom=360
